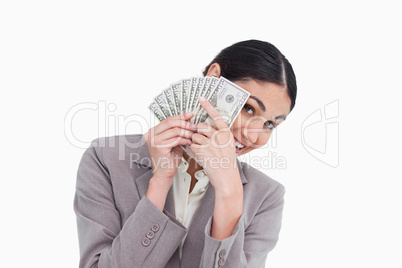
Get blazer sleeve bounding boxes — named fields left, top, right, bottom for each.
left=199, top=183, right=285, bottom=268
left=73, top=141, right=187, bottom=268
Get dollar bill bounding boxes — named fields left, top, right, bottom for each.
left=148, top=101, right=165, bottom=122
left=171, top=81, right=182, bottom=115
left=181, top=78, right=190, bottom=114
left=193, top=77, right=220, bottom=123
left=203, top=77, right=220, bottom=100
left=186, top=77, right=198, bottom=113
left=163, top=87, right=177, bottom=116
left=189, top=77, right=205, bottom=123
left=196, top=77, right=250, bottom=127
left=154, top=92, right=172, bottom=118
left=192, top=76, right=211, bottom=116
left=150, top=76, right=250, bottom=161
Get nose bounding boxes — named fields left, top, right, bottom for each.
left=242, top=117, right=265, bottom=144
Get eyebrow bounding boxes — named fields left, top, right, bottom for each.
left=249, top=96, right=266, bottom=112
left=275, top=115, right=287, bottom=121
left=249, top=95, right=287, bottom=121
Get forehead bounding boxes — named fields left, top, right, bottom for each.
left=235, top=79, right=292, bottom=117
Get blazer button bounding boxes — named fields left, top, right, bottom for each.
left=218, top=258, right=225, bottom=265
left=219, top=249, right=226, bottom=258
left=151, top=223, right=160, bottom=232
left=141, top=238, right=151, bottom=247
left=146, top=230, right=155, bottom=239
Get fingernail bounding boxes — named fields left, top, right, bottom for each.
left=185, top=112, right=193, bottom=117
left=199, top=96, right=206, bottom=102
left=191, top=123, right=197, bottom=129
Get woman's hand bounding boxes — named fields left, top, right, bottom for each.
left=190, top=97, right=242, bottom=196
left=144, top=112, right=197, bottom=192
left=191, top=97, right=244, bottom=240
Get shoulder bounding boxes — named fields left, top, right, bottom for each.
left=238, top=160, right=286, bottom=231
left=81, top=134, right=150, bottom=170
left=238, top=160, right=285, bottom=202
left=91, top=134, right=146, bottom=152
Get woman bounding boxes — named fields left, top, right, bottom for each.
left=74, top=39, right=297, bottom=268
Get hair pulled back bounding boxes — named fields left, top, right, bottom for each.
left=203, top=40, right=297, bottom=112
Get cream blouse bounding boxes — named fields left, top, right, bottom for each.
left=172, top=157, right=210, bottom=260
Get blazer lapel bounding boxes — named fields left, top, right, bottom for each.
left=132, top=134, right=248, bottom=267
left=180, top=159, right=248, bottom=267
left=180, top=184, right=215, bottom=267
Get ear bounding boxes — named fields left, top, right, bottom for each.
left=206, top=63, right=221, bottom=77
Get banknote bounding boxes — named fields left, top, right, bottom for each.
left=186, top=77, right=198, bottom=113
left=202, top=77, right=220, bottom=100
left=154, top=92, right=172, bottom=118
left=181, top=78, right=190, bottom=114
left=148, top=101, right=166, bottom=122
left=171, top=81, right=182, bottom=115
left=163, top=87, right=177, bottom=116
left=188, top=77, right=205, bottom=122
left=195, top=77, right=250, bottom=127
left=193, top=77, right=219, bottom=123
left=149, top=76, right=250, bottom=159
left=192, top=76, right=211, bottom=117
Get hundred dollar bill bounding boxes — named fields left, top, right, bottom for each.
left=200, top=76, right=212, bottom=98
left=203, top=77, right=220, bottom=100
left=189, top=77, right=205, bottom=123
left=148, top=101, right=165, bottom=122
left=181, top=78, right=191, bottom=114
left=193, top=77, right=220, bottom=123
left=163, top=87, right=177, bottom=116
left=193, top=76, right=211, bottom=115
left=171, top=81, right=182, bottom=115
left=154, top=92, right=172, bottom=118
left=196, top=77, right=250, bottom=127
left=186, top=77, right=198, bottom=113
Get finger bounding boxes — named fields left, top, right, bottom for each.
left=189, top=143, right=207, bottom=159
left=170, top=112, right=194, bottom=121
left=189, top=142, right=201, bottom=154
left=154, top=113, right=197, bottom=134
left=191, top=133, right=209, bottom=145
left=158, top=137, right=192, bottom=148
left=198, top=97, right=228, bottom=130
left=196, top=122, right=216, bottom=138
left=157, top=127, right=194, bottom=141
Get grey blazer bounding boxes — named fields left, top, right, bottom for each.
left=74, top=134, right=285, bottom=268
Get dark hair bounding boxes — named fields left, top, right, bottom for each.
left=203, top=40, right=297, bottom=112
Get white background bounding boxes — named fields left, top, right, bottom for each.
left=1, top=1, right=401, bottom=267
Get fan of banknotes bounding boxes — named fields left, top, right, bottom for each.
left=148, top=76, right=250, bottom=159
left=148, top=76, right=250, bottom=127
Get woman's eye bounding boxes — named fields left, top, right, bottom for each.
left=243, top=104, right=276, bottom=130
left=243, top=105, right=254, bottom=115
left=265, top=121, right=276, bottom=130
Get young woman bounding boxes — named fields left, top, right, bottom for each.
left=74, top=40, right=297, bottom=268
